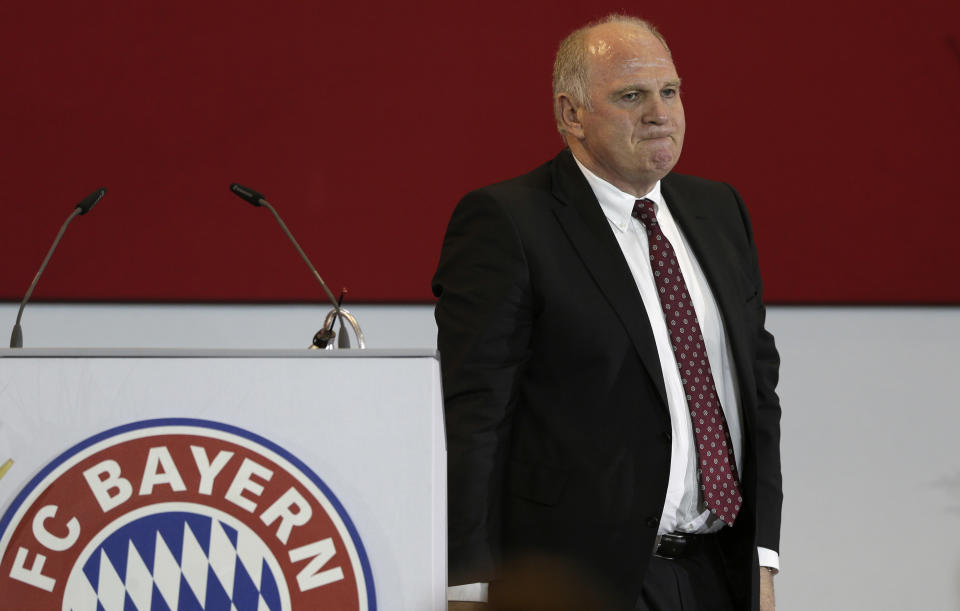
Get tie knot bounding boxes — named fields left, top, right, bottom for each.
left=632, top=198, right=658, bottom=228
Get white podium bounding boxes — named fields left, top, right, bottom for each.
left=0, top=348, right=445, bottom=611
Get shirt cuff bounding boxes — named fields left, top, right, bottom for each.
left=447, top=582, right=489, bottom=602
left=757, top=547, right=780, bottom=573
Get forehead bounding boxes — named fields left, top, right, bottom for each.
left=584, top=24, right=678, bottom=85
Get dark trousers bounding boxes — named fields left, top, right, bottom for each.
left=635, top=537, right=737, bottom=611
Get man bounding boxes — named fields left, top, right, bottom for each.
left=433, top=15, right=781, bottom=611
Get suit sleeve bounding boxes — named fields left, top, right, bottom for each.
left=432, top=189, right=533, bottom=584
left=728, top=184, right=783, bottom=554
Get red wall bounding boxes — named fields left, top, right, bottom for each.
left=2, top=1, right=958, bottom=304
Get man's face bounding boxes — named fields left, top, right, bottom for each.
left=568, top=24, right=685, bottom=196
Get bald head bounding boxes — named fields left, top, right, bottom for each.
left=553, top=15, right=671, bottom=133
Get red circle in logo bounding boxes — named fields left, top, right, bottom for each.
left=0, top=419, right=375, bottom=610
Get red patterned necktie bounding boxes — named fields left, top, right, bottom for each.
left=633, top=198, right=743, bottom=525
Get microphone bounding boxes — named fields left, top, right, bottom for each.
left=228, top=182, right=343, bottom=323
left=9, top=188, right=107, bottom=348
left=229, top=183, right=267, bottom=207
left=76, top=188, right=107, bottom=215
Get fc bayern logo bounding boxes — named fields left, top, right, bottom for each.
left=0, top=419, right=376, bottom=610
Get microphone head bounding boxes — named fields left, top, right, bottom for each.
left=230, top=183, right=266, bottom=207
left=76, top=187, right=107, bottom=215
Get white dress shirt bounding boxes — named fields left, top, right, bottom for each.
left=448, top=159, right=778, bottom=602
left=573, top=158, right=779, bottom=571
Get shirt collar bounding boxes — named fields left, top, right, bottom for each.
left=571, top=154, right=665, bottom=233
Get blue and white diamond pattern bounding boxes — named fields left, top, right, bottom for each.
left=64, top=510, right=286, bottom=611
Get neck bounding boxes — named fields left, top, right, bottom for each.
left=568, top=146, right=657, bottom=198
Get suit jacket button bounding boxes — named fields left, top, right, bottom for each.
left=646, top=517, right=659, bottom=528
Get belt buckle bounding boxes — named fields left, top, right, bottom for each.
left=654, top=532, right=690, bottom=560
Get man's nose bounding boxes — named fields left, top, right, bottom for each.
left=642, top=98, right=669, bottom=125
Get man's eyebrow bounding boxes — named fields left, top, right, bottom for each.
left=612, top=84, right=651, bottom=96
left=612, top=78, right=682, bottom=96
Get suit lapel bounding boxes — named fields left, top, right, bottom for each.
left=549, top=151, right=668, bottom=409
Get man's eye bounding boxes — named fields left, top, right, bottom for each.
left=662, top=88, right=678, bottom=98
left=622, top=92, right=639, bottom=102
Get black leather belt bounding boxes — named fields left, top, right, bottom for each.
left=653, top=532, right=709, bottom=559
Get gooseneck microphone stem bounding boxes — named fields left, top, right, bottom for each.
left=9, top=188, right=106, bottom=348
left=259, top=199, right=341, bottom=312
left=11, top=211, right=80, bottom=348
left=229, top=183, right=360, bottom=349
left=229, top=184, right=342, bottom=317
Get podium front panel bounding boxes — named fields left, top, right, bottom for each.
left=0, top=349, right=445, bottom=611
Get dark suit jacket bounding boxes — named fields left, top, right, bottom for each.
left=432, top=149, right=782, bottom=609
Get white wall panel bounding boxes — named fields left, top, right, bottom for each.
left=3, top=303, right=958, bottom=609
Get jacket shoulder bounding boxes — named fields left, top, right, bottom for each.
left=468, top=158, right=556, bottom=202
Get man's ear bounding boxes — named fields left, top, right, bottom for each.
left=556, top=94, right=585, bottom=139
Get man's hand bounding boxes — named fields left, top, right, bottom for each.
left=759, top=568, right=776, bottom=611
left=448, top=603, right=487, bottom=610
